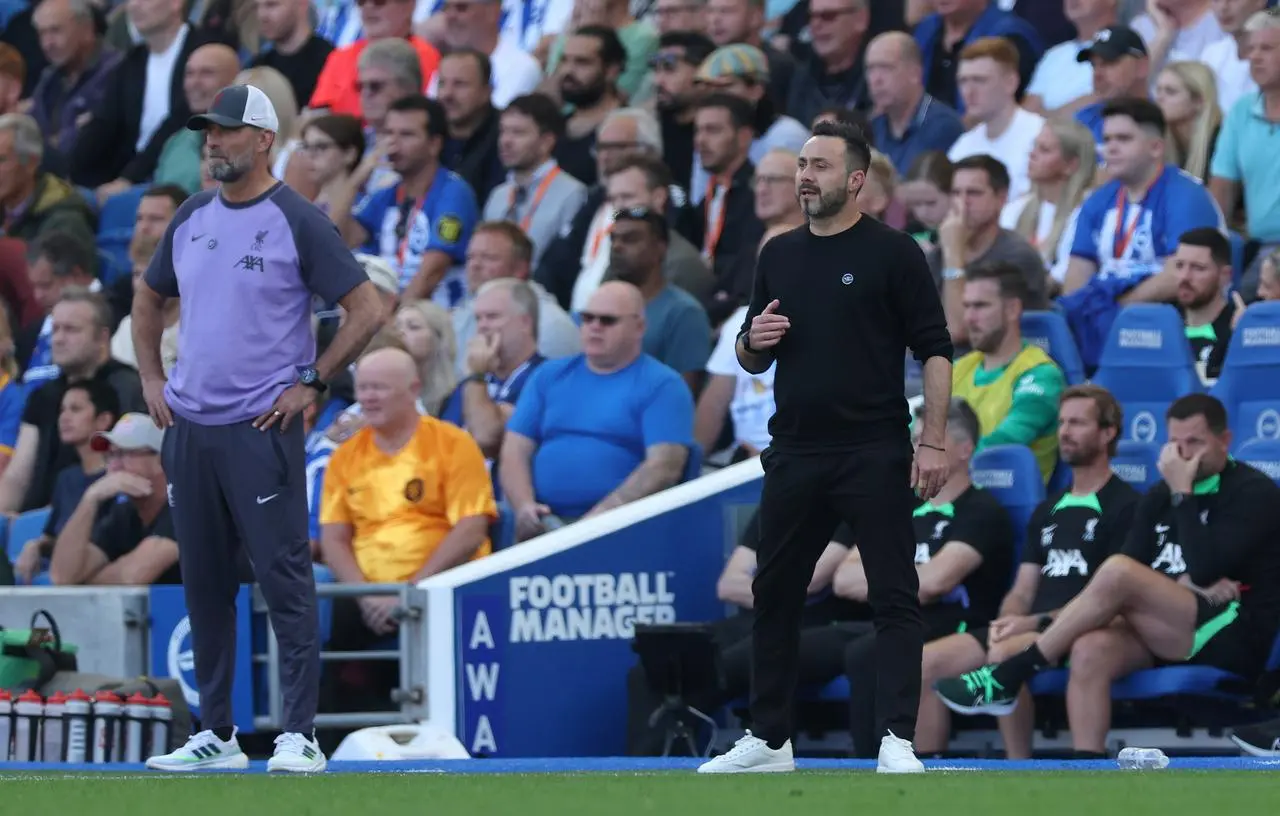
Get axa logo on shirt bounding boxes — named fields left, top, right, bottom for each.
left=1151, top=542, right=1186, bottom=575
left=914, top=543, right=932, bottom=564
left=1042, top=549, right=1089, bottom=578
left=508, top=573, right=676, bottom=643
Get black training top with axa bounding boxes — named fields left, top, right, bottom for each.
left=742, top=217, right=953, bottom=451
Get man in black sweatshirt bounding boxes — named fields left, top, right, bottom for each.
left=935, top=394, right=1280, bottom=747
left=697, top=120, right=953, bottom=775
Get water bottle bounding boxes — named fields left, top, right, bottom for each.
left=41, top=692, right=66, bottom=763
left=64, top=690, right=92, bottom=763
left=91, top=692, right=124, bottom=763
left=148, top=694, right=173, bottom=757
left=1117, top=747, right=1169, bottom=769
left=12, top=690, right=43, bottom=762
left=0, top=690, right=13, bottom=761
left=122, top=693, right=151, bottom=763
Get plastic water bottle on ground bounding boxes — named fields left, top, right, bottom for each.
left=92, top=691, right=123, bottom=763
left=1117, top=747, right=1169, bottom=769
left=0, top=690, right=13, bottom=761
left=42, top=692, right=66, bottom=763
left=122, top=693, right=151, bottom=763
left=13, top=690, right=43, bottom=762
left=64, top=690, right=92, bottom=763
left=148, top=693, right=173, bottom=757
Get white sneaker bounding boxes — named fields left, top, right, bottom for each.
left=876, top=731, right=925, bottom=774
left=266, top=732, right=327, bottom=773
left=146, top=729, right=249, bottom=771
left=697, top=731, right=795, bottom=774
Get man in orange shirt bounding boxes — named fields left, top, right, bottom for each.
left=320, top=346, right=495, bottom=646
left=308, top=0, right=440, bottom=119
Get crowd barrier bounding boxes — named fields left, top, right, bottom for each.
left=418, top=458, right=764, bottom=757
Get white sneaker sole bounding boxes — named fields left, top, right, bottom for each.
left=935, top=692, right=1018, bottom=718
left=877, top=763, right=925, bottom=774
left=1230, top=734, right=1280, bottom=758
left=267, top=756, right=328, bottom=774
left=697, top=759, right=795, bottom=774
left=146, top=753, right=250, bottom=772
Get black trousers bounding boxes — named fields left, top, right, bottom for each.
left=751, top=439, right=923, bottom=747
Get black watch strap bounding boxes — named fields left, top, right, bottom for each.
left=739, top=329, right=757, bottom=354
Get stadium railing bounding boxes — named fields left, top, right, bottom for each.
left=416, top=458, right=763, bottom=758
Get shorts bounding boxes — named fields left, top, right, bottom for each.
left=1183, top=597, right=1266, bottom=679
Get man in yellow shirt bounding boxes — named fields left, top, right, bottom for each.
left=952, top=261, right=1065, bottom=483
left=320, top=347, right=496, bottom=646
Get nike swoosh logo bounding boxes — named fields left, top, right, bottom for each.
left=256, top=494, right=278, bottom=505
left=192, top=234, right=206, bottom=241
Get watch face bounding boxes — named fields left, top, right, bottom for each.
left=300, top=367, right=317, bottom=384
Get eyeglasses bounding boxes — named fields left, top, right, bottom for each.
left=614, top=206, right=658, bottom=220
left=580, top=311, right=623, bottom=326
left=648, top=53, right=686, bottom=71
left=356, top=79, right=386, bottom=95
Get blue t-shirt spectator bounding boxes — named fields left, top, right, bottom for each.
left=0, top=372, right=28, bottom=457
left=506, top=354, right=695, bottom=518
left=42, top=466, right=105, bottom=538
left=1069, top=164, right=1223, bottom=287
left=1075, top=101, right=1105, bottom=149
left=643, top=287, right=712, bottom=377
left=352, top=166, right=479, bottom=309
left=871, top=94, right=966, bottom=176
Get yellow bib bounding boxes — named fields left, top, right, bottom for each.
left=953, top=344, right=1058, bottom=483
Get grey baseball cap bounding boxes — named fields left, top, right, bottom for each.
left=188, top=84, right=280, bottom=132
left=90, top=413, right=165, bottom=454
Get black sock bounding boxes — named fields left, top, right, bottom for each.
left=1073, top=750, right=1107, bottom=760
left=212, top=726, right=235, bottom=742
left=765, top=737, right=788, bottom=750
left=991, top=643, right=1048, bottom=689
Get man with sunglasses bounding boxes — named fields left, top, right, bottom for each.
left=500, top=277, right=695, bottom=540
left=698, top=120, right=951, bottom=775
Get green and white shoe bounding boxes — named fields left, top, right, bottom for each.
left=146, top=729, right=250, bottom=771
left=933, top=665, right=1021, bottom=716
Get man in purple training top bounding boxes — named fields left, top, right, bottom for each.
left=133, top=84, right=384, bottom=773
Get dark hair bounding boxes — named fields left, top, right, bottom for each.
left=951, top=154, right=1011, bottom=194
left=387, top=95, right=448, bottom=139
left=441, top=47, right=493, bottom=86
left=613, top=206, right=669, bottom=243
left=810, top=119, right=872, bottom=174
left=503, top=93, right=565, bottom=140
left=1060, top=384, right=1123, bottom=456
left=608, top=153, right=672, bottom=192
left=142, top=184, right=189, bottom=211
left=1102, top=96, right=1166, bottom=135
left=1178, top=227, right=1232, bottom=267
left=473, top=220, right=534, bottom=265
left=696, top=91, right=755, bottom=131
left=657, top=31, right=717, bottom=65
left=64, top=377, right=121, bottom=422
left=574, top=25, right=627, bottom=70
left=28, top=230, right=94, bottom=280
left=302, top=114, right=367, bottom=174
left=1167, top=393, right=1229, bottom=435
left=964, top=260, right=1029, bottom=305
left=814, top=107, right=872, bottom=147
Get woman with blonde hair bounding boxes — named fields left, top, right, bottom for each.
left=1001, top=120, right=1097, bottom=286
left=235, top=66, right=299, bottom=175
left=1155, top=61, right=1221, bottom=182
left=395, top=300, right=459, bottom=418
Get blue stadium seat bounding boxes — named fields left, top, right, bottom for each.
left=1047, top=459, right=1071, bottom=493
left=1091, top=304, right=1203, bottom=445
left=96, top=185, right=147, bottom=275
left=969, top=445, right=1045, bottom=566
left=1109, top=440, right=1161, bottom=492
left=1021, top=310, right=1086, bottom=385
left=8, top=508, right=51, bottom=585
left=1236, top=437, right=1280, bottom=485
left=1208, top=301, right=1280, bottom=451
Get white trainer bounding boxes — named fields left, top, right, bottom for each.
left=697, top=732, right=795, bottom=774
left=266, top=732, right=327, bottom=773
left=876, top=731, right=925, bottom=774
left=146, top=729, right=249, bottom=771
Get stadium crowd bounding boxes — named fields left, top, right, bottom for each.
left=2, top=0, right=1280, bottom=758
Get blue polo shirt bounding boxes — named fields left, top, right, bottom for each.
left=871, top=94, right=966, bottom=176
left=506, top=354, right=694, bottom=518
left=1076, top=101, right=1105, bottom=149
left=1211, top=92, right=1280, bottom=243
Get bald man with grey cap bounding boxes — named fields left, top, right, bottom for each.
left=135, top=84, right=385, bottom=774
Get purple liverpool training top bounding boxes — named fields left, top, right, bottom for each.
left=145, top=183, right=368, bottom=425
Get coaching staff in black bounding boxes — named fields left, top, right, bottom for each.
left=697, top=121, right=953, bottom=775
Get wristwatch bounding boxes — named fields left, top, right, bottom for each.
left=1036, top=615, right=1053, bottom=633
left=739, top=329, right=758, bottom=354
left=297, top=365, right=327, bottom=393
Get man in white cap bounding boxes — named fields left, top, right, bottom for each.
left=47, top=412, right=181, bottom=587
left=133, top=84, right=386, bottom=773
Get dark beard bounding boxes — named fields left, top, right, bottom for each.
left=562, top=80, right=606, bottom=108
